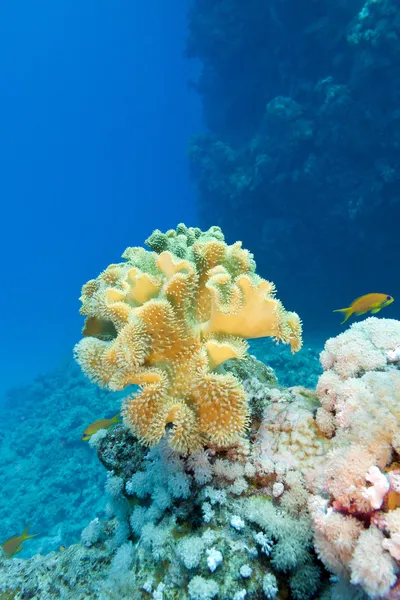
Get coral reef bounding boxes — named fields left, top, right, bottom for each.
left=4, top=217, right=400, bottom=600
left=0, top=544, right=114, bottom=599
left=310, top=318, right=400, bottom=598
left=0, top=361, right=122, bottom=558
left=0, top=336, right=316, bottom=561
left=3, top=317, right=400, bottom=598
left=187, top=0, right=400, bottom=323
left=74, top=224, right=302, bottom=453
left=0, top=346, right=327, bottom=600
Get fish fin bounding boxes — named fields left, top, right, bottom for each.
left=370, top=307, right=382, bottom=314
left=333, top=307, right=353, bottom=324
left=111, top=414, right=121, bottom=424
left=354, top=310, right=369, bottom=316
left=21, top=525, right=31, bottom=538
left=21, top=525, right=39, bottom=541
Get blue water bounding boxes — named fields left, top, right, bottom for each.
left=1, top=1, right=399, bottom=593
left=0, top=0, right=202, bottom=558
left=0, top=0, right=201, bottom=394
left=187, top=0, right=400, bottom=339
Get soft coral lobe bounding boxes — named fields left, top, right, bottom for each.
left=75, top=224, right=302, bottom=453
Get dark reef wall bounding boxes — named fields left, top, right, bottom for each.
left=187, top=0, right=400, bottom=332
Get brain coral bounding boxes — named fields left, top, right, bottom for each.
left=74, top=224, right=302, bottom=453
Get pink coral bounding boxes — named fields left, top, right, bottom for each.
left=365, top=466, right=390, bottom=510
left=323, top=445, right=385, bottom=513
left=310, top=495, right=364, bottom=577
left=310, top=318, right=400, bottom=598
left=350, top=527, right=397, bottom=598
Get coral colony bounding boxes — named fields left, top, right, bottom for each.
left=74, top=223, right=302, bottom=453
left=1, top=224, right=400, bottom=600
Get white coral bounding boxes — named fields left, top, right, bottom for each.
left=262, top=573, right=278, bottom=599
left=188, top=576, right=219, bottom=600
left=350, top=527, right=397, bottom=598
left=186, top=450, right=213, bottom=485
left=177, top=537, right=204, bottom=569
left=321, top=317, right=400, bottom=378
left=81, top=517, right=103, bottom=547
left=240, top=564, right=252, bottom=578
left=206, top=548, right=223, bottom=572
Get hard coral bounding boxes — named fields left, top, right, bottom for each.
left=74, top=224, right=302, bottom=454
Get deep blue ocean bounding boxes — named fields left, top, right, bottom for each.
left=0, top=0, right=201, bottom=394
left=1, top=1, right=399, bottom=598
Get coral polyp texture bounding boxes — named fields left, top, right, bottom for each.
left=74, top=224, right=302, bottom=453
left=310, top=318, right=400, bottom=599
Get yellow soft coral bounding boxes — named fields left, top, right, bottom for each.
left=74, top=224, right=302, bottom=453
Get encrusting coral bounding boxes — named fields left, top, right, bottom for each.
left=74, top=224, right=302, bottom=454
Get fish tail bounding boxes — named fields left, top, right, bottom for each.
left=25, top=533, right=40, bottom=540
left=22, top=524, right=39, bottom=540
left=111, top=413, right=121, bottom=423
left=333, top=307, right=353, bottom=324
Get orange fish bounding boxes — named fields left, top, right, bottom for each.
left=81, top=414, right=120, bottom=441
left=334, top=293, right=394, bottom=324
left=1, top=525, right=39, bottom=558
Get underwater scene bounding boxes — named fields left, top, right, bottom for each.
left=1, top=1, right=400, bottom=598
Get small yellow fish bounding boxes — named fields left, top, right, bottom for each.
left=1, top=525, right=39, bottom=558
left=59, top=545, right=66, bottom=551
left=81, top=414, right=120, bottom=441
left=334, top=293, right=394, bottom=324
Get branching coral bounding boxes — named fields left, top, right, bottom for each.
left=74, top=224, right=302, bottom=454
left=104, top=429, right=321, bottom=600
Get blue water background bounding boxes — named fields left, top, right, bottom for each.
left=187, top=0, right=400, bottom=341
left=0, top=0, right=201, bottom=395
left=0, top=1, right=201, bottom=556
